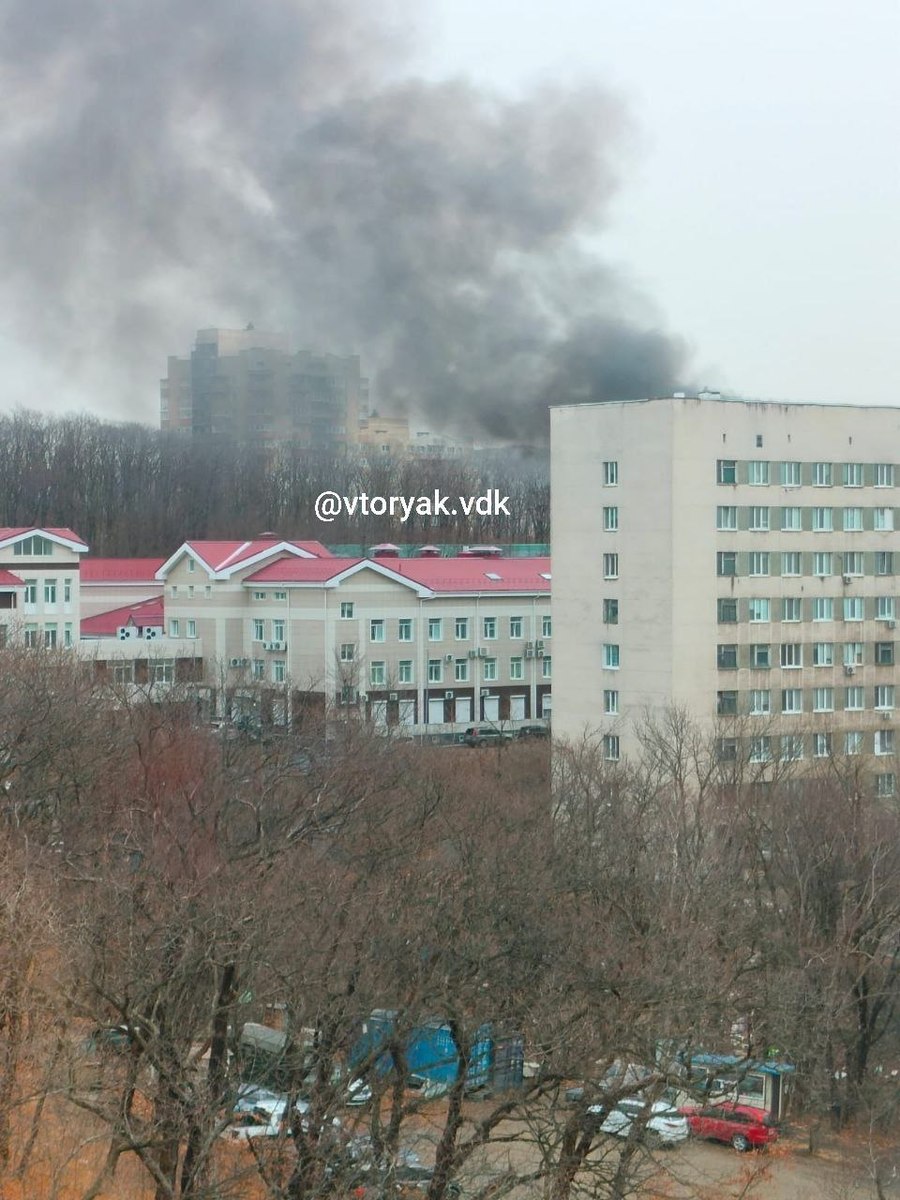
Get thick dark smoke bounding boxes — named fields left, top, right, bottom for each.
left=0, top=0, right=687, bottom=439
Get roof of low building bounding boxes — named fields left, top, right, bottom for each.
left=81, top=558, right=166, bottom=583
left=0, top=569, right=25, bottom=588
left=246, top=555, right=551, bottom=594
left=81, top=596, right=165, bottom=638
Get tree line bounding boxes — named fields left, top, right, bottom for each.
left=0, top=412, right=550, bottom=553
left=0, top=653, right=897, bottom=1198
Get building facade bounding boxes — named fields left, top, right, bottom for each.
left=551, top=396, right=900, bottom=792
left=161, top=328, right=368, bottom=452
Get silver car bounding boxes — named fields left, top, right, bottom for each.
left=589, top=1097, right=689, bottom=1146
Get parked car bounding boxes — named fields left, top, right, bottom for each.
left=680, top=1101, right=779, bottom=1151
left=588, top=1097, right=689, bottom=1146
left=224, top=1084, right=342, bottom=1142
left=462, top=726, right=515, bottom=747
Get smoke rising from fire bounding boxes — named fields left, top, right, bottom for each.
left=0, top=0, right=688, bottom=438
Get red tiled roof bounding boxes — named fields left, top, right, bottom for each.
left=0, top=526, right=88, bottom=550
left=245, top=557, right=364, bottom=583
left=81, top=596, right=165, bottom=638
left=390, top=556, right=551, bottom=593
left=81, top=558, right=166, bottom=583
left=185, top=539, right=333, bottom=572
left=0, top=569, right=24, bottom=588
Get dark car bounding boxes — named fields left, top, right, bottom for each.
left=462, top=726, right=515, bottom=747
left=680, top=1101, right=779, bottom=1151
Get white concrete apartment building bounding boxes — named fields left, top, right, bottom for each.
left=551, top=395, right=900, bottom=793
left=0, top=527, right=88, bottom=650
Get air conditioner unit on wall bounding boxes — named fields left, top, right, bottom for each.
left=480, top=689, right=491, bottom=697
left=444, top=690, right=454, bottom=700
left=388, top=692, right=398, bottom=701
left=889, top=620, right=897, bottom=630
left=842, top=574, right=852, bottom=584
left=444, top=652, right=454, bottom=662
left=229, top=657, right=242, bottom=668
left=270, top=641, right=286, bottom=651
left=477, top=647, right=487, bottom=657
left=843, top=665, right=855, bottom=676
left=468, top=649, right=477, bottom=658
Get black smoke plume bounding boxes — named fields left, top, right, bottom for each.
left=0, top=0, right=688, bottom=439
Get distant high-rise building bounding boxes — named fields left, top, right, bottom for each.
left=160, top=328, right=368, bottom=451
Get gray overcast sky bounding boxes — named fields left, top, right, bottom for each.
left=421, top=0, right=900, bottom=405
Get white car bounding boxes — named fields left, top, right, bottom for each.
left=225, top=1085, right=342, bottom=1142
left=588, top=1097, right=689, bottom=1146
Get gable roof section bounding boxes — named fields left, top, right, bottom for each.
left=244, top=556, right=432, bottom=596
left=0, top=569, right=24, bottom=589
left=388, top=556, right=551, bottom=594
left=81, top=595, right=165, bottom=638
left=156, top=538, right=332, bottom=580
left=81, top=558, right=166, bottom=584
left=0, top=527, right=89, bottom=553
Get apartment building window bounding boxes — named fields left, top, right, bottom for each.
left=718, top=598, right=738, bottom=623
left=875, top=642, right=895, bottom=666
left=186, top=619, right=197, bottom=638
left=603, top=553, right=619, bottom=580
left=717, top=459, right=736, bottom=485
left=844, top=642, right=864, bottom=667
left=813, top=597, right=834, bottom=621
left=509, top=657, right=524, bottom=680
left=253, top=619, right=264, bottom=641
left=370, top=619, right=386, bottom=642
left=542, top=656, right=552, bottom=679
left=748, top=461, right=769, bottom=485
left=812, top=687, right=834, bottom=712
left=781, top=643, right=803, bottom=668
left=603, top=461, right=618, bottom=486
left=812, top=733, right=832, bottom=759
left=748, top=691, right=772, bottom=715
left=875, top=685, right=895, bottom=710
left=455, top=617, right=469, bottom=639
left=749, top=737, right=772, bottom=762
left=748, top=552, right=769, bottom=577
left=877, top=551, right=894, bottom=576
left=63, top=623, right=72, bottom=648
left=44, top=579, right=57, bottom=606
left=24, top=624, right=38, bottom=648
left=843, top=507, right=863, bottom=532
left=782, top=507, right=801, bottom=531
left=13, top=535, right=52, bottom=556
left=187, top=586, right=194, bottom=599
left=274, top=591, right=286, bottom=601
left=781, top=735, right=804, bottom=762
left=782, top=688, right=803, bottom=715
left=875, top=730, right=895, bottom=756
left=170, top=586, right=178, bottom=599
left=748, top=598, right=770, bottom=623
left=812, top=507, right=833, bottom=532
left=252, top=660, right=265, bottom=680
left=151, top=660, right=175, bottom=684
left=483, top=658, right=498, bottom=681
left=718, top=738, right=738, bottom=762
left=845, top=731, right=863, bottom=756
left=781, top=461, right=801, bottom=487
left=843, top=551, right=864, bottom=576
left=399, top=619, right=413, bottom=641
left=509, top=616, right=523, bottom=638
left=273, top=660, right=286, bottom=684
left=483, top=617, right=497, bottom=639
left=813, top=462, right=833, bottom=487
left=845, top=686, right=864, bottom=710
left=340, top=643, right=354, bottom=661
left=782, top=552, right=801, bottom=576
left=273, top=619, right=285, bottom=642
left=205, top=586, right=212, bottom=599
left=875, top=463, right=895, bottom=487
left=398, top=660, right=413, bottom=684
left=813, top=552, right=833, bottom=577
left=455, top=659, right=469, bottom=682
left=169, top=619, right=180, bottom=637
left=749, top=506, right=770, bottom=531
left=187, top=558, right=195, bottom=573
left=813, top=642, right=834, bottom=667
left=428, top=618, right=442, bottom=641
left=603, top=689, right=619, bottom=715
left=843, top=462, right=863, bottom=487
left=875, top=773, right=896, bottom=797
left=717, top=551, right=737, bottom=577
left=603, top=599, right=619, bottom=624
left=428, top=660, right=443, bottom=683
left=44, top=625, right=57, bottom=649
left=877, top=596, right=896, bottom=620
left=253, top=591, right=267, bottom=601
left=340, top=602, right=354, bottom=619
left=63, top=578, right=72, bottom=605
left=843, top=597, right=864, bottom=622
left=782, top=597, right=801, bottom=622
left=750, top=644, right=771, bottom=669
left=602, top=734, right=620, bottom=762
left=114, top=663, right=134, bottom=685
left=874, top=507, right=895, bottom=531
left=717, top=690, right=738, bottom=716
left=542, top=615, right=552, bottom=638
left=603, top=506, right=619, bottom=531
left=716, top=506, right=737, bottom=531
left=717, top=644, right=738, bottom=670
left=370, top=662, right=386, bottom=686
left=603, top=644, right=620, bottom=670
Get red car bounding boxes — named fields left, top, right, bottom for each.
left=680, top=1101, right=779, bottom=1152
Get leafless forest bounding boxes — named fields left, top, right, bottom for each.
left=0, top=652, right=897, bottom=1199
left=0, top=413, right=549, bottom=552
